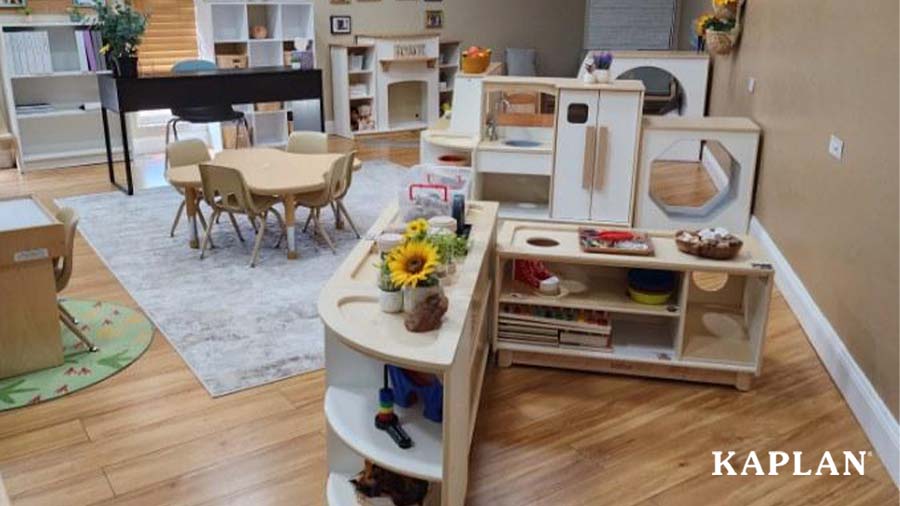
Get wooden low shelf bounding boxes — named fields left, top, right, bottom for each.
left=493, top=220, right=774, bottom=390
left=319, top=201, right=499, bottom=506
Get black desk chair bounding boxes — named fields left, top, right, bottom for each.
left=165, top=60, right=253, bottom=147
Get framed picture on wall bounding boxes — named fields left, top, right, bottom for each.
left=0, top=0, right=26, bottom=7
left=425, top=10, right=443, bottom=29
left=330, top=15, right=352, bottom=35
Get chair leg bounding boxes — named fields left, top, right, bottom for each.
left=197, top=208, right=214, bottom=249
left=227, top=212, right=245, bottom=242
left=59, top=300, right=78, bottom=325
left=302, top=209, right=313, bottom=233
left=199, top=209, right=219, bottom=259
left=172, top=119, right=180, bottom=141
left=268, top=207, right=287, bottom=248
left=313, top=207, right=337, bottom=253
left=59, top=306, right=97, bottom=352
left=170, top=200, right=186, bottom=237
left=338, top=200, right=361, bottom=239
left=250, top=217, right=268, bottom=267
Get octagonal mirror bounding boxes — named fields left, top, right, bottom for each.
left=649, top=139, right=740, bottom=218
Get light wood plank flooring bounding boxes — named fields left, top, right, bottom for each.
left=0, top=134, right=896, bottom=505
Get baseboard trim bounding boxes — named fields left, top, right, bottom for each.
left=749, top=216, right=899, bottom=485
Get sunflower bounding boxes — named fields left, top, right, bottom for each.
left=695, top=14, right=715, bottom=36
left=405, top=218, right=429, bottom=240
left=387, top=240, right=439, bottom=288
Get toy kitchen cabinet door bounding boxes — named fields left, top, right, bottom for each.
left=589, top=90, right=641, bottom=224
left=551, top=89, right=599, bottom=221
left=551, top=88, right=640, bottom=225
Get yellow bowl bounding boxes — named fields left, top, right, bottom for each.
left=627, top=287, right=672, bottom=305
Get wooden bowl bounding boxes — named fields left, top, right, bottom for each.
left=675, top=230, right=743, bottom=260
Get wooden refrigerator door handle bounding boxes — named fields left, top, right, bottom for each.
left=593, top=126, right=608, bottom=190
left=582, top=125, right=597, bottom=189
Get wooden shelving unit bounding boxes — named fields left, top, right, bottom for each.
left=196, top=0, right=316, bottom=147
left=493, top=220, right=774, bottom=389
left=0, top=22, right=124, bottom=171
left=319, top=202, right=499, bottom=506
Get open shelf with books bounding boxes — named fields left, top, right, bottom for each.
left=0, top=22, right=123, bottom=171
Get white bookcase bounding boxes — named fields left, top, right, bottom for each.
left=195, top=0, right=316, bottom=147
left=0, top=22, right=124, bottom=171
left=331, top=34, right=447, bottom=139
left=437, top=40, right=460, bottom=112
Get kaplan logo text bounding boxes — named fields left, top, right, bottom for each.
left=711, top=451, right=869, bottom=476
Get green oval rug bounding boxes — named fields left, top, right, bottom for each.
left=0, top=299, right=154, bottom=411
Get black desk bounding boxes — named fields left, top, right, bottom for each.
left=97, top=66, right=325, bottom=195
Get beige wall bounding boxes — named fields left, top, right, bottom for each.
left=700, top=0, right=899, bottom=417
left=313, top=0, right=586, bottom=121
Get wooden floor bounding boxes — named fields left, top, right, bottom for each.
left=0, top=134, right=896, bottom=506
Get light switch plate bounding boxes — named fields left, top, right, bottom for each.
left=828, top=134, right=844, bottom=161
left=747, top=77, right=756, bottom=93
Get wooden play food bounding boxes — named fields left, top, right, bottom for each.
left=675, top=229, right=743, bottom=260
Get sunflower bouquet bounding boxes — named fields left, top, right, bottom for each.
left=387, top=239, right=441, bottom=289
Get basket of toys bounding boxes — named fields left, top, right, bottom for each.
left=461, top=46, right=491, bottom=74
left=675, top=228, right=743, bottom=260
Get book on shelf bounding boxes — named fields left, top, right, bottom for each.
left=16, top=103, right=55, bottom=115
left=7, top=31, right=53, bottom=76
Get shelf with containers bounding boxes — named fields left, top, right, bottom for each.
left=197, top=0, right=316, bottom=147
left=493, top=220, right=774, bottom=390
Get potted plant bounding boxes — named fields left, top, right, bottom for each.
left=592, top=51, right=614, bottom=83
left=92, top=0, right=148, bottom=78
left=387, top=222, right=443, bottom=314
left=19, top=6, right=32, bottom=22
left=377, top=261, right=403, bottom=313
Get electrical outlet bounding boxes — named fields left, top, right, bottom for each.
left=828, top=134, right=844, bottom=161
left=747, top=77, right=756, bottom=93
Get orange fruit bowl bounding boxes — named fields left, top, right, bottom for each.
left=461, top=50, right=491, bottom=74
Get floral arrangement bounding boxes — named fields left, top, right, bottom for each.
left=694, top=0, right=742, bottom=54
left=387, top=240, right=440, bottom=289
left=592, top=52, right=613, bottom=71
left=382, top=219, right=470, bottom=290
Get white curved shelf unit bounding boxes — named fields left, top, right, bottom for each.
left=325, top=386, right=443, bottom=482
left=321, top=201, right=498, bottom=506
left=326, top=472, right=361, bottom=506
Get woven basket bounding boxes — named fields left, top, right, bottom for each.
left=713, top=4, right=737, bottom=18
left=705, top=29, right=734, bottom=55
left=461, top=51, right=491, bottom=74
left=675, top=230, right=743, bottom=260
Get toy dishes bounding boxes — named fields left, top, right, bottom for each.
left=579, top=228, right=654, bottom=255
left=627, top=269, right=676, bottom=305
left=676, top=227, right=743, bottom=260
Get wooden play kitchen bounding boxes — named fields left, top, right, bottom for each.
left=320, top=207, right=774, bottom=504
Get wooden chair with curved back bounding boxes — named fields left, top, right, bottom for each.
left=297, top=152, right=355, bottom=253
left=329, top=151, right=360, bottom=238
left=198, top=164, right=286, bottom=267
left=285, top=131, right=328, bottom=154
left=166, top=138, right=213, bottom=238
left=54, top=207, right=97, bottom=352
